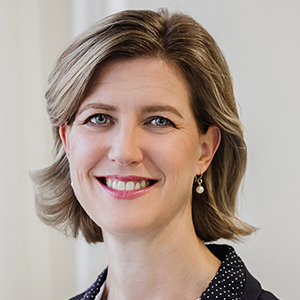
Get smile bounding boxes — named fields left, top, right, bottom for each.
left=106, top=178, right=151, bottom=191
left=96, top=176, right=157, bottom=200
left=97, top=177, right=157, bottom=191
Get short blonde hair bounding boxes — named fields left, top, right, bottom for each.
left=31, top=9, right=255, bottom=243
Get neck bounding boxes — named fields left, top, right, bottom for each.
left=102, top=216, right=221, bottom=300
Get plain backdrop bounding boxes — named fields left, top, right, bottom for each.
left=1, top=1, right=299, bottom=299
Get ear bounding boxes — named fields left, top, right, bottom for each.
left=59, top=123, right=70, bottom=158
left=196, top=125, right=221, bottom=174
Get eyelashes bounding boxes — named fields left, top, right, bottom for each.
left=84, top=113, right=175, bottom=128
left=85, top=114, right=113, bottom=126
left=147, top=116, right=174, bottom=127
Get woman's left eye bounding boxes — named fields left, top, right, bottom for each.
left=149, top=116, right=174, bottom=127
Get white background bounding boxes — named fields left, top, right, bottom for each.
left=1, top=1, right=299, bottom=299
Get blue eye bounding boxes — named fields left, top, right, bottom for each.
left=150, top=116, right=173, bottom=127
left=87, top=114, right=109, bottom=125
left=91, top=114, right=107, bottom=124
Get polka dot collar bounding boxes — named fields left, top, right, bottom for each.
left=198, top=244, right=246, bottom=300
left=73, top=244, right=246, bottom=300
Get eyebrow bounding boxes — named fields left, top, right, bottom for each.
left=141, top=105, right=183, bottom=119
left=77, top=103, right=117, bottom=115
left=77, top=103, right=183, bottom=119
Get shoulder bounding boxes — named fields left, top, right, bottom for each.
left=207, top=244, right=279, bottom=300
left=241, top=255, right=279, bottom=300
left=257, top=291, right=280, bottom=300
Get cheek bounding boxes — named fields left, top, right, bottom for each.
left=171, top=134, right=200, bottom=168
left=68, top=132, right=108, bottom=172
left=146, top=132, right=200, bottom=177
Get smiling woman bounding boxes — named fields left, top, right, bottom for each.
left=30, top=8, right=278, bottom=300
left=59, top=58, right=214, bottom=237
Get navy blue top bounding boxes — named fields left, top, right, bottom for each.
left=69, top=244, right=279, bottom=300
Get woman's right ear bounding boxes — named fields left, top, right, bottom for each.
left=59, top=123, right=70, bottom=158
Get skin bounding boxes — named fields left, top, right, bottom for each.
left=60, top=58, right=221, bottom=300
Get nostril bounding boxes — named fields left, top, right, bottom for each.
left=108, top=149, right=143, bottom=166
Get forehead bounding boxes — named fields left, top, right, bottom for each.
left=83, top=58, right=191, bottom=108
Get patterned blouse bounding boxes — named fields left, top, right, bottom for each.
left=70, top=244, right=276, bottom=300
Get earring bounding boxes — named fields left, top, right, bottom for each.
left=71, top=181, right=74, bottom=188
left=195, top=174, right=204, bottom=194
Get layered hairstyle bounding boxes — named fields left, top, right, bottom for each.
left=31, top=9, right=255, bottom=243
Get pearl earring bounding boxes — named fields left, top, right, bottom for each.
left=71, top=181, right=74, bottom=188
left=195, top=174, right=204, bottom=194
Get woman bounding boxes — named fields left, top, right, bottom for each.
left=31, top=9, right=278, bottom=300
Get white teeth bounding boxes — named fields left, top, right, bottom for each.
left=105, top=179, right=150, bottom=191
left=107, top=178, right=112, bottom=188
left=117, top=181, right=125, bottom=190
left=126, top=181, right=135, bottom=190
left=112, top=180, right=117, bottom=190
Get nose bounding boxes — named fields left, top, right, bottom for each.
left=108, top=124, right=143, bottom=166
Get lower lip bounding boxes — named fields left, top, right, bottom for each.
left=98, top=180, right=155, bottom=200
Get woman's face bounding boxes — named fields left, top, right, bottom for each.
left=60, top=58, right=219, bottom=238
